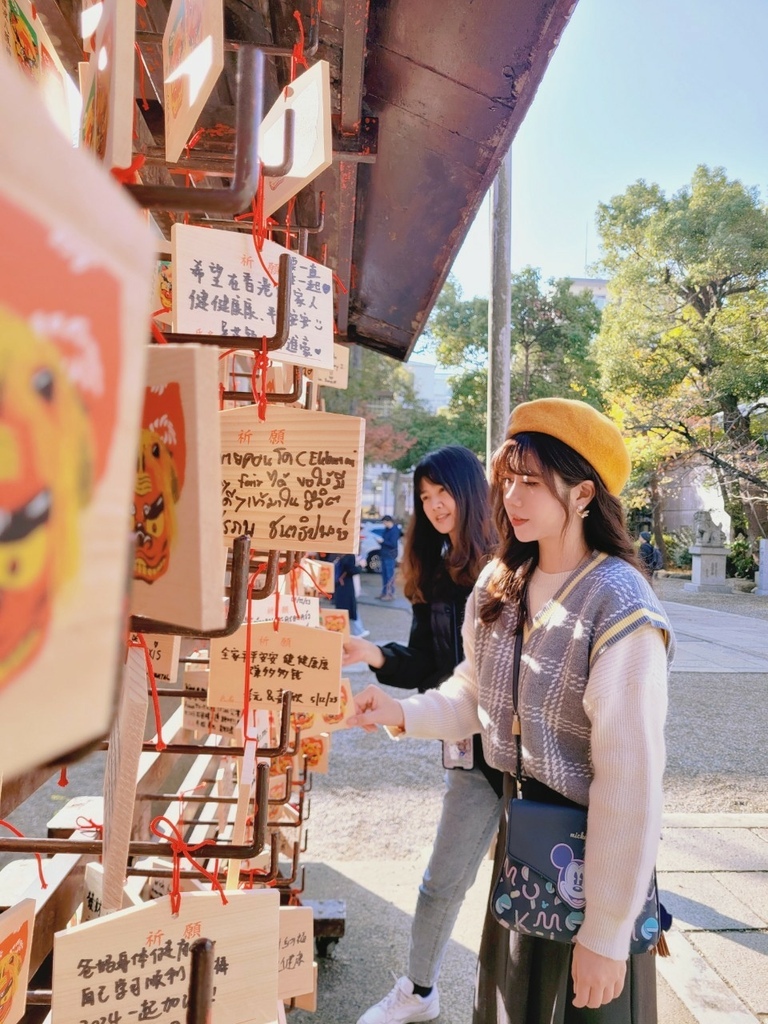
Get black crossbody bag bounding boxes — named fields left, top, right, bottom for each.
left=490, top=630, right=667, bottom=954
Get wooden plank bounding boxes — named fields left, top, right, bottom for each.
left=102, top=648, right=149, bottom=915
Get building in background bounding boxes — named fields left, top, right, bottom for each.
left=568, top=277, right=608, bottom=310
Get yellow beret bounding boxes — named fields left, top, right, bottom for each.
left=506, top=398, right=631, bottom=496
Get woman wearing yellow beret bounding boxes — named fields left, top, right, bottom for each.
left=349, top=397, right=674, bottom=1024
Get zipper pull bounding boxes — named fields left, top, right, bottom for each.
left=512, top=713, right=521, bottom=736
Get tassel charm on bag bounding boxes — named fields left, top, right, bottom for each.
left=651, top=931, right=671, bottom=957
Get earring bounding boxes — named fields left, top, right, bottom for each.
left=577, top=506, right=590, bottom=519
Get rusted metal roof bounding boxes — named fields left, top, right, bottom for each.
left=36, top=0, right=576, bottom=360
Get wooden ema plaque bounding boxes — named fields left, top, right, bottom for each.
left=130, top=345, right=227, bottom=632
left=52, top=890, right=280, bottom=1024
left=128, top=634, right=181, bottom=684
left=163, top=0, right=224, bottom=162
left=276, top=906, right=313, bottom=1000
left=224, top=740, right=257, bottom=889
left=0, top=900, right=35, bottom=1024
left=259, top=60, right=333, bottom=219
left=172, top=226, right=334, bottom=372
left=249, top=594, right=320, bottom=628
left=220, top=405, right=365, bottom=555
left=207, top=621, right=342, bottom=711
left=182, top=668, right=243, bottom=740
left=300, top=558, right=334, bottom=596
left=319, top=608, right=349, bottom=639
left=305, top=342, right=350, bottom=390
left=0, top=58, right=154, bottom=779
left=78, top=0, right=136, bottom=168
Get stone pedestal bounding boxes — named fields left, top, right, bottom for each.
left=684, top=545, right=730, bottom=593
left=756, top=539, right=768, bottom=597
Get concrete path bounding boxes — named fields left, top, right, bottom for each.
left=667, top=601, right=768, bottom=674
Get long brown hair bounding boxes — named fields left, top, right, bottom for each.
left=401, top=446, right=497, bottom=603
left=480, top=432, right=641, bottom=625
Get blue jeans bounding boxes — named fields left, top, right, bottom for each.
left=408, top=766, right=504, bottom=988
left=380, top=555, right=396, bottom=597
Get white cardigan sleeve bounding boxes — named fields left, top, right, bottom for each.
left=577, top=623, right=668, bottom=959
left=398, top=589, right=483, bottom=741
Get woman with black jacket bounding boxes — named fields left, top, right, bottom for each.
left=344, top=446, right=504, bottom=1024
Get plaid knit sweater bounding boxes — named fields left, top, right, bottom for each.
left=400, top=552, right=675, bottom=958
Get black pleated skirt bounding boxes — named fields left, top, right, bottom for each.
left=473, top=777, right=658, bottom=1024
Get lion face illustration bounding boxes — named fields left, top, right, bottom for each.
left=0, top=922, right=29, bottom=1024
left=0, top=310, right=92, bottom=689
left=300, top=735, right=324, bottom=768
left=132, top=384, right=186, bottom=584
left=290, top=708, right=315, bottom=733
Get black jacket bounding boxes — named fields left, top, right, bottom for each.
left=373, top=582, right=504, bottom=797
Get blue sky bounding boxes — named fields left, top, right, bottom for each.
left=449, top=0, right=768, bottom=300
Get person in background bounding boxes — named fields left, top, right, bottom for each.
left=344, top=446, right=503, bottom=1024
left=638, top=530, right=661, bottom=578
left=348, top=399, right=674, bottom=1024
left=330, top=552, right=369, bottom=637
left=377, top=514, right=402, bottom=600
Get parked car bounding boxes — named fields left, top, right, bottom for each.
left=358, top=520, right=405, bottom=573
left=358, top=521, right=386, bottom=573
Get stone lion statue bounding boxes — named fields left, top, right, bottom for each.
left=693, top=510, right=726, bottom=547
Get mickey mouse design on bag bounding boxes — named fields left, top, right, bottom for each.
left=550, top=843, right=586, bottom=909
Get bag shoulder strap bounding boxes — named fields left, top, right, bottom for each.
left=511, top=630, right=523, bottom=785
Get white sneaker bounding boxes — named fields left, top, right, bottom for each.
left=356, top=977, right=439, bottom=1024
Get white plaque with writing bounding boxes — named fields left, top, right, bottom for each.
left=306, top=342, right=350, bottom=389
left=249, top=594, right=320, bottom=627
left=172, top=226, right=333, bottom=370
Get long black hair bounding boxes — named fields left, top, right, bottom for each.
left=480, top=432, right=641, bottom=625
left=402, top=445, right=496, bottom=603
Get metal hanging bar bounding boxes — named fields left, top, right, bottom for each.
left=127, top=832, right=280, bottom=883
left=126, top=47, right=264, bottom=214
left=221, top=365, right=304, bottom=405
left=186, top=938, right=215, bottom=1024
left=0, top=764, right=271, bottom=860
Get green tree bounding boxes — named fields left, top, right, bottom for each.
left=595, top=165, right=768, bottom=542
left=507, top=268, right=603, bottom=404
left=425, top=271, right=604, bottom=443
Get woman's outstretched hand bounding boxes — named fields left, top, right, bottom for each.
left=342, top=637, right=384, bottom=669
left=347, top=684, right=405, bottom=733
left=571, top=943, right=626, bottom=1008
